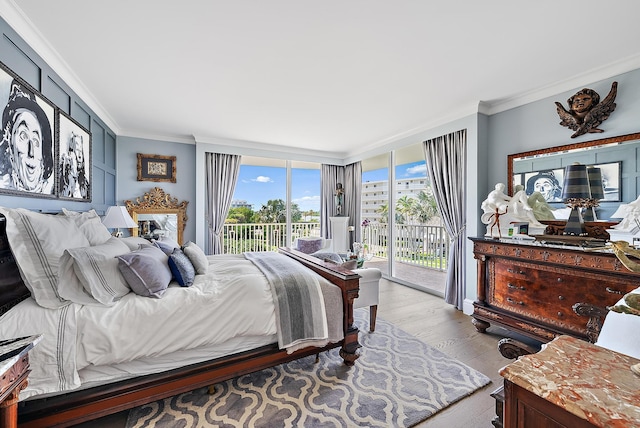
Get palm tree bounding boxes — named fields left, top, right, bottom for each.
left=256, top=199, right=302, bottom=223
left=377, top=204, right=389, bottom=223
left=415, top=190, right=438, bottom=223
left=396, top=195, right=416, bottom=224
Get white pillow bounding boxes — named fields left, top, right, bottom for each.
left=182, top=241, right=208, bottom=275
left=0, top=207, right=90, bottom=308
left=61, top=208, right=112, bottom=245
left=58, top=237, right=131, bottom=306
left=119, top=236, right=153, bottom=251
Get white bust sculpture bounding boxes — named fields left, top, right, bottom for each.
left=611, top=196, right=640, bottom=232
left=481, top=183, right=547, bottom=237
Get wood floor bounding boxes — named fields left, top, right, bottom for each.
left=70, top=278, right=517, bottom=428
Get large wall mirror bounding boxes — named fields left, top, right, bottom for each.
left=508, top=132, right=640, bottom=222
left=125, top=187, right=189, bottom=245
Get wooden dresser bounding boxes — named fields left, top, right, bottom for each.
left=470, top=237, right=640, bottom=345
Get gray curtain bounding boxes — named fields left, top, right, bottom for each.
left=320, top=164, right=342, bottom=239
left=205, top=152, right=242, bottom=254
left=344, top=162, right=362, bottom=246
left=320, top=162, right=361, bottom=244
left=423, top=129, right=467, bottom=310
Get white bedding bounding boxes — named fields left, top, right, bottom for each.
left=0, top=254, right=342, bottom=400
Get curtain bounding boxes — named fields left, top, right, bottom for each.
left=205, top=152, right=242, bottom=254
left=321, top=162, right=361, bottom=248
left=320, top=164, right=342, bottom=239
left=423, top=129, right=467, bottom=310
left=344, top=162, right=362, bottom=246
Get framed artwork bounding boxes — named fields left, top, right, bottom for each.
left=137, top=153, right=176, bottom=183
left=595, top=161, right=621, bottom=202
left=512, top=161, right=621, bottom=203
left=0, top=62, right=57, bottom=198
left=57, top=110, right=91, bottom=201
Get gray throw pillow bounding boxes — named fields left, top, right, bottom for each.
left=153, top=239, right=179, bottom=256
left=297, top=238, right=324, bottom=254
left=117, top=246, right=172, bottom=298
left=182, top=241, right=208, bottom=275
left=310, top=251, right=343, bottom=264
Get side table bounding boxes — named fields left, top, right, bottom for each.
left=0, top=335, right=41, bottom=428
left=500, top=335, right=640, bottom=428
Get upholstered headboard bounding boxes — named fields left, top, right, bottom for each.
left=0, top=214, right=30, bottom=315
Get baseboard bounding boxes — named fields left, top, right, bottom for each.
left=462, top=298, right=474, bottom=316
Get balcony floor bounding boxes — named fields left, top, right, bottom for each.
left=364, top=256, right=446, bottom=296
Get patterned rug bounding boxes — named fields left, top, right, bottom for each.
left=126, top=309, right=491, bottom=428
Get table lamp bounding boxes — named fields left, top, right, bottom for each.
left=102, top=206, right=138, bottom=237
left=583, top=166, right=604, bottom=222
left=561, top=163, right=591, bottom=236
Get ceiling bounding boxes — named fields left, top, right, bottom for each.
left=5, top=1, right=640, bottom=158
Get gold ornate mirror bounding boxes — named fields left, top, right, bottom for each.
left=125, top=187, right=188, bottom=245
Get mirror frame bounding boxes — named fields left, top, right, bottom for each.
left=507, top=131, right=640, bottom=196
left=124, top=187, right=189, bottom=245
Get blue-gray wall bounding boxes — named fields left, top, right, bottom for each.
left=116, top=136, right=196, bottom=242
left=0, top=16, right=117, bottom=213
left=486, top=69, right=640, bottom=206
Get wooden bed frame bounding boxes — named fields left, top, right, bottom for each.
left=0, top=216, right=362, bottom=427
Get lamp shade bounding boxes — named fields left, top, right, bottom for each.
left=561, top=163, right=591, bottom=201
left=102, top=206, right=138, bottom=229
left=587, top=167, right=605, bottom=200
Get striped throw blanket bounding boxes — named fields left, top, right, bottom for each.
left=244, top=252, right=328, bottom=350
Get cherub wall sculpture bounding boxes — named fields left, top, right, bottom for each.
left=555, top=81, right=617, bottom=138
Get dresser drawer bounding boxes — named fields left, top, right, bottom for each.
left=489, top=260, right=638, bottom=335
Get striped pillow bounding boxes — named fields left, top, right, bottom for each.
left=0, top=207, right=90, bottom=308
left=58, top=237, right=131, bottom=306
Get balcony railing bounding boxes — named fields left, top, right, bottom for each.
left=222, top=222, right=449, bottom=271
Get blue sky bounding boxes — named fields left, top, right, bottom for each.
left=233, top=161, right=427, bottom=212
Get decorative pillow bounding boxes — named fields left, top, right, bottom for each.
left=158, top=236, right=180, bottom=249
left=119, top=236, right=153, bottom=251
left=182, top=241, right=208, bottom=275
left=153, top=239, right=179, bottom=256
left=168, top=248, right=196, bottom=287
left=0, top=207, right=90, bottom=308
left=296, top=238, right=324, bottom=254
left=62, top=208, right=113, bottom=245
left=58, top=237, right=131, bottom=306
left=310, top=251, right=343, bottom=264
left=117, top=246, right=172, bottom=298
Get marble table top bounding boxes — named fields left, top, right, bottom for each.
left=0, top=335, right=42, bottom=376
left=500, top=335, right=640, bottom=428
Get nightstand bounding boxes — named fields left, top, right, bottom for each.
left=0, top=335, right=41, bottom=428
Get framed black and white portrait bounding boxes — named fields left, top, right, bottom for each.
left=57, top=110, right=91, bottom=201
left=0, top=62, right=56, bottom=198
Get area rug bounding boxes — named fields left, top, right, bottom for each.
left=126, top=309, right=491, bottom=428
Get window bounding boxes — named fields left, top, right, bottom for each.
left=226, top=156, right=320, bottom=252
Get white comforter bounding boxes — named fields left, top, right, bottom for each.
left=0, top=254, right=282, bottom=399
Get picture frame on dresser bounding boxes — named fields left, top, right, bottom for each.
left=0, top=61, right=57, bottom=199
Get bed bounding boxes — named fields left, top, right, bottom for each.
left=0, top=208, right=362, bottom=427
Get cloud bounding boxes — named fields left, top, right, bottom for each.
left=406, top=164, right=427, bottom=176
left=293, top=195, right=320, bottom=210
left=293, top=195, right=320, bottom=204
left=252, top=176, right=273, bottom=183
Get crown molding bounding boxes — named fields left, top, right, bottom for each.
left=0, top=0, right=121, bottom=134
left=193, top=134, right=347, bottom=164
left=483, top=53, right=640, bottom=115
